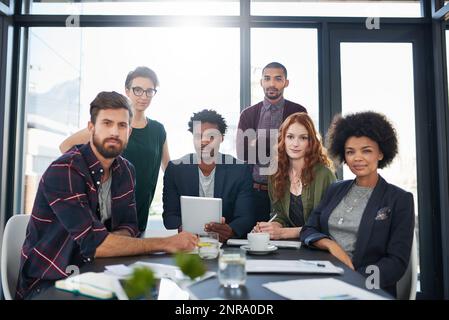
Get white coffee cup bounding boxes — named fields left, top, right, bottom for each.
left=247, top=232, right=270, bottom=251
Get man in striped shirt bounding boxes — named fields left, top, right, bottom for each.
left=16, top=91, right=197, bottom=299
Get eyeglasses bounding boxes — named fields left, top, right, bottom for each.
left=131, top=86, right=157, bottom=97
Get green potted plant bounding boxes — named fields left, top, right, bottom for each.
left=123, top=253, right=206, bottom=300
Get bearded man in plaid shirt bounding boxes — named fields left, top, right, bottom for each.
left=16, top=91, right=197, bottom=299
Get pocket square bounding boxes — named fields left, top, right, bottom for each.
left=375, top=207, right=391, bottom=220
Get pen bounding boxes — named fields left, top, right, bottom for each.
left=298, top=259, right=326, bottom=267
left=252, top=213, right=278, bottom=232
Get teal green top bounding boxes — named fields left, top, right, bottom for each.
left=268, top=163, right=336, bottom=227
left=122, top=118, right=166, bottom=231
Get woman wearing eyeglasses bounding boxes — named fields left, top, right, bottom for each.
left=299, top=111, right=415, bottom=297
left=60, top=66, right=169, bottom=233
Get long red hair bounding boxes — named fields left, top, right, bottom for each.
left=272, top=112, right=333, bottom=201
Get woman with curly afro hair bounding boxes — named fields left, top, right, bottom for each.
left=252, top=112, right=336, bottom=240
left=300, top=111, right=415, bottom=297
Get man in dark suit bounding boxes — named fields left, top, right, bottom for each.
left=163, top=109, right=255, bottom=242
left=236, top=62, right=307, bottom=222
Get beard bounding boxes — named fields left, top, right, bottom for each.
left=264, top=87, right=283, bottom=100
left=92, top=132, right=126, bottom=159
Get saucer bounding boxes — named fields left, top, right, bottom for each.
left=240, top=245, right=278, bottom=255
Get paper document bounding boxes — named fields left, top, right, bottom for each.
left=113, top=276, right=191, bottom=300
left=227, top=239, right=301, bottom=249
left=157, top=278, right=190, bottom=300
left=104, top=264, right=134, bottom=278
left=131, top=262, right=184, bottom=279
left=263, top=278, right=388, bottom=300
left=131, top=261, right=216, bottom=284
left=246, top=259, right=344, bottom=275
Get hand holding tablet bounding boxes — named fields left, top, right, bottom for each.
left=204, top=217, right=234, bottom=243
left=180, top=196, right=222, bottom=235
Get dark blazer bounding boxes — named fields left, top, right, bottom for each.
left=236, top=99, right=307, bottom=162
left=162, top=153, right=255, bottom=238
left=299, top=176, right=415, bottom=297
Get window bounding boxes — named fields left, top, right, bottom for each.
left=29, top=0, right=239, bottom=15
left=25, top=28, right=82, bottom=212
left=340, top=43, right=417, bottom=199
left=24, top=27, right=240, bottom=218
left=340, top=42, right=419, bottom=287
left=251, top=0, right=422, bottom=18
left=250, top=28, right=319, bottom=127
left=340, top=42, right=417, bottom=200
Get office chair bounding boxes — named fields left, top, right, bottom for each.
left=1, top=214, right=30, bottom=300
left=396, top=232, right=418, bottom=300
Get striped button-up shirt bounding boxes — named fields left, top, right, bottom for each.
left=16, top=142, right=138, bottom=299
left=252, top=97, right=285, bottom=184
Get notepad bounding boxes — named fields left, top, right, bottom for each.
left=227, top=239, right=301, bottom=249
left=55, top=272, right=116, bottom=299
left=246, top=259, right=344, bottom=275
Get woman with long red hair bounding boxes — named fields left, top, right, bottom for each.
left=253, top=112, right=336, bottom=239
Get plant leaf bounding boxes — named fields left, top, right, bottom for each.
left=174, top=253, right=206, bottom=280
left=123, top=267, right=155, bottom=300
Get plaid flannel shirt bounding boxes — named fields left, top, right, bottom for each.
left=16, top=143, right=138, bottom=299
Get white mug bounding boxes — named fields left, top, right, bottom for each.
left=247, top=232, right=270, bottom=251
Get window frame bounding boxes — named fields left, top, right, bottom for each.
left=0, top=0, right=448, bottom=299
left=327, top=23, right=443, bottom=299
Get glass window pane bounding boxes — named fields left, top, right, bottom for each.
left=340, top=42, right=419, bottom=288
left=30, top=0, right=239, bottom=15
left=24, top=27, right=239, bottom=220
left=251, top=0, right=422, bottom=18
left=251, top=28, right=319, bottom=127
left=25, top=28, right=82, bottom=212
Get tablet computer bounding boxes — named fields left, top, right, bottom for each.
left=180, top=196, right=222, bottom=235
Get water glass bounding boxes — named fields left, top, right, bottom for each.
left=198, top=232, right=219, bottom=259
left=218, top=248, right=246, bottom=288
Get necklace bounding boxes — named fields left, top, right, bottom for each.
left=337, top=186, right=372, bottom=225
left=289, top=169, right=302, bottom=195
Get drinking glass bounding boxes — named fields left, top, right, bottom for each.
left=218, top=247, right=246, bottom=288
left=198, top=232, right=219, bottom=259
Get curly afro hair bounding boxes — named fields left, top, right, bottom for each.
left=326, top=111, right=398, bottom=169
left=188, top=109, right=228, bottom=135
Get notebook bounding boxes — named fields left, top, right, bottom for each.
left=55, top=272, right=116, bottom=299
